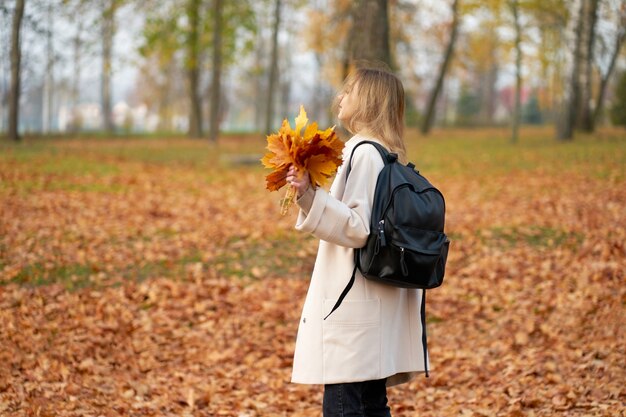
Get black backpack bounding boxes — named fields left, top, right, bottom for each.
left=324, top=141, right=450, bottom=377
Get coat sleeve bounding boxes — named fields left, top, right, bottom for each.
left=294, top=145, right=384, bottom=248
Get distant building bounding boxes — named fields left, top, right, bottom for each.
left=58, top=101, right=161, bottom=133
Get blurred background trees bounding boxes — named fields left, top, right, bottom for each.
left=1, top=0, right=624, bottom=142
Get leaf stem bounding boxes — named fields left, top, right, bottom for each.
left=280, top=185, right=296, bottom=216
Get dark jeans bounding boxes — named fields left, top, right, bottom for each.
left=323, top=378, right=391, bottom=417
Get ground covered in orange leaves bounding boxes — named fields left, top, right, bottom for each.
left=1, top=130, right=624, bottom=416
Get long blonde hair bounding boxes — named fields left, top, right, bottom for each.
left=335, top=67, right=407, bottom=162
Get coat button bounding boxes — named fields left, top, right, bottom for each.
left=302, top=318, right=306, bottom=324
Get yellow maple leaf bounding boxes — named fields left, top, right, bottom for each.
left=302, top=121, right=318, bottom=143
left=306, top=154, right=341, bottom=187
left=294, top=105, right=308, bottom=137
left=261, top=132, right=291, bottom=170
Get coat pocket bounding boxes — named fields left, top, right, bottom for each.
left=322, top=298, right=381, bottom=382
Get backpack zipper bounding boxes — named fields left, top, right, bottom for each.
left=400, top=247, right=409, bottom=276
left=378, top=220, right=387, bottom=247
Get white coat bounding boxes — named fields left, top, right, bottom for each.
left=291, top=134, right=428, bottom=387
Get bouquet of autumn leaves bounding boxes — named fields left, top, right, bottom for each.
left=262, top=106, right=345, bottom=215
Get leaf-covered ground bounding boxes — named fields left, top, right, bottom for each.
left=1, top=129, right=624, bottom=416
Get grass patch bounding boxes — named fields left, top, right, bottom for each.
left=478, top=226, right=584, bottom=249
left=5, top=250, right=209, bottom=290
left=406, top=126, right=626, bottom=179
left=426, top=315, right=444, bottom=324
left=9, top=263, right=98, bottom=290
left=2, top=127, right=624, bottom=179
left=117, top=250, right=206, bottom=283
left=0, top=133, right=267, bottom=169
left=37, top=156, right=121, bottom=176
left=7, top=177, right=129, bottom=194
left=213, top=232, right=316, bottom=280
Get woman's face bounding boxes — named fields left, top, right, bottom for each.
left=337, top=81, right=359, bottom=124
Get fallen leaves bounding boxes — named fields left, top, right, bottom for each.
left=0, top=276, right=315, bottom=415
left=0, top=135, right=624, bottom=416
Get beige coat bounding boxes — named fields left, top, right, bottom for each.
left=291, top=134, right=428, bottom=387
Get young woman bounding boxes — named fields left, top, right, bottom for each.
left=285, top=67, right=428, bottom=417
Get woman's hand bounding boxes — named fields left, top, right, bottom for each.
left=287, top=165, right=311, bottom=197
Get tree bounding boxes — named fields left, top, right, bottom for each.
left=477, top=29, right=500, bottom=126
left=344, top=0, right=392, bottom=76
left=509, top=0, right=522, bottom=143
left=8, top=0, right=26, bottom=141
left=42, top=1, right=55, bottom=133
left=421, top=0, right=461, bottom=135
left=302, top=0, right=354, bottom=121
left=139, top=0, right=203, bottom=138
left=264, top=0, right=281, bottom=135
left=593, top=0, right=625, bottom=127
left=208, top=0, right=222, bottom=142
left=453, top=1, right=503, bottom=127
left=525, top=0, right=569, bottom=124
left=557, top=0, right=584, bottom=141
left=522, top=92, right=543, bottom=124
left=579, top=0, right=599, bottom=131
left=303, top=0, right=423, bottom=121
left=140, top=0, right=255, bottom=138
left=251, top=19, right=267, bottom=131
left=187, top=0, right=202, bottom=138
left=101, top=0, right=118, bottom=134
left=207, top=0, right=256, bottom=139
left=65, top=0, right=90, bottom=132
left=456, top=84, right=480, bottom=126
left=609, top=70, right=626, bottom=125
left=139, top=0, right=202, bottom=137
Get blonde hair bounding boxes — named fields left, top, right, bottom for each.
left=335, top=67, right=407, bottom=162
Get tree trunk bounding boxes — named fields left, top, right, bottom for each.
left=510, top=0, right=522, bottom=144
left=101, top=0, right=116, bottom=134
left=557, top=0, right=585, bottom=141
left=279, top=36, right=293, bottom=122
left=421, top=0, right=460, bottom=135
left=187, top=0, right=202, bottom=138
left=43, top=1, right=54, bottom=133
left=580, top=0, right=599, bottom=131
left=71, top=20, right=83, bottom=133
left=209, top=0, right=223, bottom=142
left=253, top=29, right=266, bottom=131
left=592, top=3, right=625, bottom=127
left=8, top=0, right=26, bottom=142
left=264, top=0, right=281, bottom=135
left=344, top=0, right=391, bottom=77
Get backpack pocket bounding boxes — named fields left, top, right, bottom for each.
left=359, top=225, right=448, bottom=289
left=391, top=226, right=447, bottom=254
left=390, top=226, right=449, bottom=288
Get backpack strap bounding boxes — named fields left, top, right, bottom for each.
left=323, top=263, right=358, bottom=320
left=421, top=288, right=429, bottom=377
left=345, top=140, right=393, bottom=178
